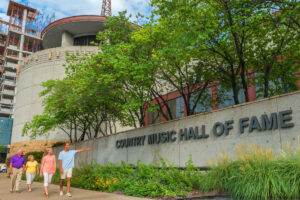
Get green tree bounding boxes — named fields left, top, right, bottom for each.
left=151, top=0, right=299, bottom=103
left=22, top=76, right=119, bottom=142
left=248, top=0, right=300, bottom=97
left=132, top=18, right=214, bottom=117
left=0, top=145, right=5, bottom=153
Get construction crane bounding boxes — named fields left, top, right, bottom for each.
left=101, top=0, right=111, bottom=17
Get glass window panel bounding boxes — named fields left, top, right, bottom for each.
left=189, top=88, right=212, bottom=114
left=217, top=85, right=234, bottom=108
left=165, top=97, right=185, bottom=120
left=238, top=89, right=246, bottom=103
left=166, top=98, right=176, bottom=120
left=176, top=97, right=184, bottom=118
left=147, top=109, right=161, bottom=125
left=254, top=72, right=297, bottom=100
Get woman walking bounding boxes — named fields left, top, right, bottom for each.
left=40, top=148, right=56, bottom=198
left=25, top=155, right=39, bottom=192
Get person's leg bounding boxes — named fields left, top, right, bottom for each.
left=60, top=179, right=64, bottom=193
left=46, top=173, right=53, bottom=197
left=48, top=174, right=53, bottom=185
left=60, top=169, right=66, bottom=195
left=26, top=172, right=31, bottom=191
left=31, top=173, right=36, bottom=185
left=10, top=168, right=17, bottom=192
left=66, top=168, right=73, bottom=197
left=66, top=178, right=71, bottom=193
left=29, top=173, right=35, bottom=191
left=15, top=168, right=22, bottom=192
left=43, top=172, right=49, bottom=197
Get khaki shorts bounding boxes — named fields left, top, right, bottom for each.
left=60, top=168, right=73, bottom=179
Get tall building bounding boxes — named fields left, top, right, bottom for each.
left=0, top=1, right=51, bottom=160
left=0, top=1, right=51, bottom=118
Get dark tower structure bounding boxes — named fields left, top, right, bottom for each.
left=101, top=0, right=112, bottom=17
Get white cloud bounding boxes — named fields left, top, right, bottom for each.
left=0, top=0, right=151, bottom=23
left=0, top=0, right=9, bottom=12
left=0, top=13, right=9, bottom=21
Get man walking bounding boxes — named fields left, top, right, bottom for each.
left=9, top=149, right=26, bottom=193
left=59, top=142, right=91, bottom=197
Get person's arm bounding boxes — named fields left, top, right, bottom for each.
left=53, top=156, right=56, bottom=174
left=22, top=156, right=26, bottom=174
left=59, top=160, right=63, bottom=174
left=58, top=152, right=63, bottom=174
left=22, top=160, right=26, bottom=174
left=40, top=158, right=44, bottom=177
left=9, top=162, right=13, bottom=174
left=36, top=164, right=39, bottom=175
left=22, top=164, right=26, bottom=174
left=24, top=163, right=28, bottom=173
left=77, top=147, right=91, bottom=153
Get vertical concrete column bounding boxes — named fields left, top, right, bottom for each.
left=61, top=31, right=74, bottom=47
left=0, top=18, right=2, bottom=32
left=18, top=8, right=27, bottom=64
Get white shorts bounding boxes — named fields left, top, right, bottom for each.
left=43, top=172, right=53, bottom=187
left=26, top=172, right=36, bottom=185
left=61, top=168, right=73, bottom=179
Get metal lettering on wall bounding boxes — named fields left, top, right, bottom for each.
left=115, top=110, right=295, bottom=149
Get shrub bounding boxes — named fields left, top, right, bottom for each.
left=49, top=160, right=197, bottom=198
left=5, top=157, right=10, bottom=167
left=24, top=151, right=43, bottom=163
left=52, top=141, right=65, bottom=147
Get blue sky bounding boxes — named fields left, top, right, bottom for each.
left=0, top=0, right=151, bottom=22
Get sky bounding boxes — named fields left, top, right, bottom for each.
left=0, top=0, right=152, bottom=23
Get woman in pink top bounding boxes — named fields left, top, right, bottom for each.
left=40, top=147, right=56, bottom=198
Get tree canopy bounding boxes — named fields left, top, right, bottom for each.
left=23, top=0, right=299, bottom=141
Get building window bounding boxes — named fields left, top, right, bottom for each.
left=147, top=109, right=162, bottom=125
left=218, top=85, right=246, bottom=109
left=165, top=97, right=185, bottom=120
left=176, top=97, right=184, bottom=118
left=74, top=35, right=97, bottom=46
left=189, top=88, right=212, bottom=114
left=255, top=72, right=298, bottom=100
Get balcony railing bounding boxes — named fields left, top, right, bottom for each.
left=3, top=71, right=16, bottom=77
left=0, top=99, right=14, bottom=105
left=2, top=80, right=16, bottom=87
left=1, top=89, right=15, bottom=96
left=5, top=62, right=17, bottom=69
left=8, top=45, right=19, bottom=50
left=0, top=107, right=13, bottom=113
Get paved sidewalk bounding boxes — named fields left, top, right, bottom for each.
left=0, top=174, right=150, bottom=200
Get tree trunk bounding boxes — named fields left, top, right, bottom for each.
left=231, top=76, right=240, bottom=105
left=240, top=68, right=249, bottom=102
left=264, top=66, right=271, bottom=98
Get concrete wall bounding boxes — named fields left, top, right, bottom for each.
left=61, top=31, right=74, bottom=47
left=12, top=46, right=98, bottom=144
left=53, top=91, right=300, bottom=167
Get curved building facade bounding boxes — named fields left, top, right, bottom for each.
left=10, top=16, right=106, bottom=154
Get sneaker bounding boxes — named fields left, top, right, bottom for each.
left=66, top=193, right=72, bottom=197
left=60, top=191, right=63, bottom=196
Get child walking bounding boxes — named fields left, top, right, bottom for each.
left=25, top=155, right=39, bottom=192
